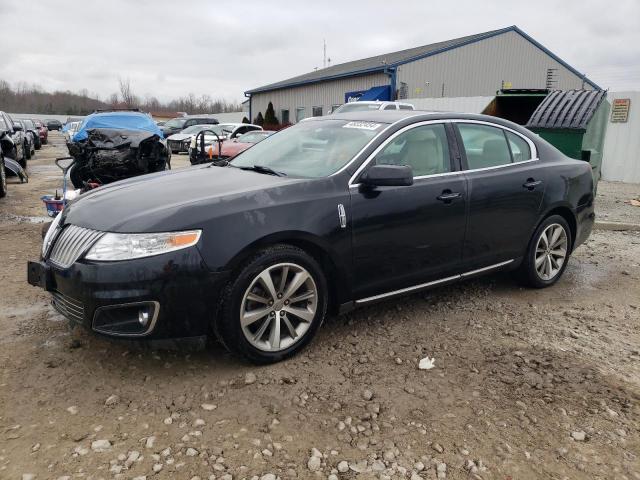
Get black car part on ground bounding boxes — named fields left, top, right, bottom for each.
left=67, top=128, right=170, bottom=189
left=0, top=131, right=28, bottom=183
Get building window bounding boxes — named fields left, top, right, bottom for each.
left=330, top=104, right=341, bottom=113
left=312, top=106, right=323, bottom=117
left=281, top=109, right=290, bottom=124
left=295, top=107, right=305, bottom=122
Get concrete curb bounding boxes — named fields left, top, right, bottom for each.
left=594, top=221, right=640, bottom=232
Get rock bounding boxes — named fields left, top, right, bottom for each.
left=66, top=406, right=79, bottom=415
left=193, top=418, right=206, bottom=427
left=571, top=431, right=586, bottom=441
left=163, top=417, right=173, bottom=425
left=328, top=475, right=338, bottom=480
left=145, top=436, right=156, bottom=449
left=337, top=460, right=349, bottom=473
left=91, top=439, right=112, bottom=452
left=245, top=372, right=257, bottom=385
left=432, top=442, right=444, bottom=453
left=201, top=403, right=217, bottom=411
left=362, top=389, right=374, bottom=401
left=261, top=475, right=276, bottom=480
left=132, top=477, right=147, bottom=480
left=153, top=464, right=163, bottom=473
left=105, top=394, right=119, bottom=406
left=436, top=462, right=447, bottom=478
left=186, top=447, right=199, bottom=457
left=73, top=445, right=88, bottom=456
left=307, top=455, right=322, bottom=471
left=22, top=474, right=35, bottom=480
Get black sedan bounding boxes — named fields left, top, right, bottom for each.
left=28, top=111, right=595, bottom=363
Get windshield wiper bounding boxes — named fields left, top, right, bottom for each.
left=238, top=165, right=286, bottom=177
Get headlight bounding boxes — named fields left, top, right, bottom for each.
left=84, top=230, right=201, bottom=261
left=42, top=213, right=63, bottom=256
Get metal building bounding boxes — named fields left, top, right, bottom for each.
left=245, top=25, right=600, bottom=123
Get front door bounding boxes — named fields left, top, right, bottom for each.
left=350, top=122, right=468, bottom=300
left=454, top=122, right=546, bottom=268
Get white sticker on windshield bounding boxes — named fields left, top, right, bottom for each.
left=343, top=121, right=382, bottom=131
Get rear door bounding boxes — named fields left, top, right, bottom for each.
left=454, top=121, right=546, bottom=268
left=349, top=122, right=468, bottom=300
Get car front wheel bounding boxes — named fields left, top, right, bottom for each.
left=216, top=245, right=328, bottom=363
left=517, top=215, right=572, bottom=288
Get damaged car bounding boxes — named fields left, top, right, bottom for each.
left=66, top=111, right=171, bottom=189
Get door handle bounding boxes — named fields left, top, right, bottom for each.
left=436, top=190, right=462, bottom=203
left=522, top=178, right=542, bottom=190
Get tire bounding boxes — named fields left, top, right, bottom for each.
left=0, top=157, right=7, bottom=198
left=43, top=138, right=47, bottom=145
left=24, top=142, right=31, bottom=160
left=215, top=244, right=328, bottom=364
left=516, top=215, right=572, bottom=288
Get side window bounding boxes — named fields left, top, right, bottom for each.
left=184, top=120, right=195, bottom=127
left=383, top=105, right=396, bottom=110
left=505, top=131, right=532, bottom=162
left=458, top=123, right=511, bottom=169
left=375, top=124, right=451, bottom=177
left=399, top=105, right=413, bottom=110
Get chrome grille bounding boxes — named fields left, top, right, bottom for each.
left=51, top=291, right=84, bottom=323
left=48, top=225, right=104, bottom=268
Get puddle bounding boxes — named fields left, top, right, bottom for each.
left=0, top=213, right=51, bottom=224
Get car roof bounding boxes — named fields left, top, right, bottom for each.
left=309, top=110, right=533, bottom=134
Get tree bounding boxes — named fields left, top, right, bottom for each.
left=253, top=112, right=264, bottom=126
left=118, top=77, right=138, bottom=108
left=264, top=101, right=278, bottom=125
left=241, top=116, right=250, bottom=124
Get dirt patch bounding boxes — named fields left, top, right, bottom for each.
left=1, top=134, right=639, bottom=479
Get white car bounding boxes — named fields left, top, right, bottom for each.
left=332, top=101, right=415, bottom=114
left=64, top=121, right=83, bottom=142
left=188, top=123, right=262, bottom=152
left=167, top=124, right=222, bottom=153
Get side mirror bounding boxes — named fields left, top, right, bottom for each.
left=359, top=164, right=413, bottom=187
left=13, top=124, right=23, bottom=132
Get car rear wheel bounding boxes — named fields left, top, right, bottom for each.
left=0, top=157, right=7, bottom=198
left=216, top=245, right=328, bottom=364
left=517, top=215, right=571, bottom=288
left=24, top=142, right=31, bottom=160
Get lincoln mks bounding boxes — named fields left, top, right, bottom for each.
left=28, top=111, right=595, bottom=363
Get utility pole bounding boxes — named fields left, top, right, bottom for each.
left=323, top=39, right=327, bottom=69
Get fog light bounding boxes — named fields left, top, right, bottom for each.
left=139, top=309, right=150, bottom=327
left=92, top=301, right=159, bottom=337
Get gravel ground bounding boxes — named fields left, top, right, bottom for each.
left=1, top=133, right=639, bottom=480
left=596, top=181, right=640, bottom=225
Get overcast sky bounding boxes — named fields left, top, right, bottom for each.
left=1, top=0, right=638, bottom=103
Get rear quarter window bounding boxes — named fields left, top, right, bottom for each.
left=506, top=131, right=532, bottom=162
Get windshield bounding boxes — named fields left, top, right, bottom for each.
left=237, top=131, right=272, bottom=143
left=181, top=124, right=216, bottom=134
left=164, top=118, right=186, bottom=128
left=335, top=103, right=383, bottom=113
left=231, top=119, right=383, bottom=178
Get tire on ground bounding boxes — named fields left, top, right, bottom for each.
left=215, top=244, right=328, bottom=364
left=516, top=214, right=572, bottom=288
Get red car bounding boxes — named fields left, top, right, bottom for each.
left=34, top=120, right=48, bottom=145
left=219, top=130, right=275, bottom=159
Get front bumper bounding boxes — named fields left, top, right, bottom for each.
left=28, top=247, right=229, bottom=340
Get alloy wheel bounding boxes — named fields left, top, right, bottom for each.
left=240, top=262, right=318, bottom=352
left=535, top=223, right=568, bottom=281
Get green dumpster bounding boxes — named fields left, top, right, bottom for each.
left=525, top=90, right=610, bottom=184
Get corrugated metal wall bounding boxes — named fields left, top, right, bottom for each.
left=601, top=92, right=640, bottom=184
left=404, top=96, right=494, bottom=113
left=397, top=30, right=591, bottom=98
left=250, top=72, right=389, bottom=122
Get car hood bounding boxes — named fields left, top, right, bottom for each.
left=167, top=133, right=192, bottom=141
left=63, top=165, right=302, bottom=233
